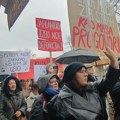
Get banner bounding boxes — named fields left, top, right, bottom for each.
left=0, top=51, right=31, bottom=75
left=36, top=18, right=63, bottom=51
left=13, top=58, right=56, bottom=79
left=67, top=0, right=120, bottom=54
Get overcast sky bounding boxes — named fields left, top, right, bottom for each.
left=0, top=0, right=70, bottom=58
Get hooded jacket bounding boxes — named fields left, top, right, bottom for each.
left=0, top=76, right=27, bottom=120
left=29, top=74, right=61, bottom=120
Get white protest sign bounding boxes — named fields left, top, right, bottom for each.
left=34, top=65, right=46, bottom=81
left=0, top=51, right=31, bottom=74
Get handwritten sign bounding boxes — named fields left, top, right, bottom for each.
left=34, top=65, right=46, bottom=81
left=36, top=18, right=63, bottom=51
left=67, top=0, right=120, bottom=54
left=0, top=51, right=31, bottom=75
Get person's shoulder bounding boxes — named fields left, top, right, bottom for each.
left=48, top=87, right=72, bottom=105
left=35, top=94, right=42, bottom=100
left=16, top=91, right=23, bottom=96
left=31, top=94, right=43, bottom=106
left=47, top=94, right=59, bottom=110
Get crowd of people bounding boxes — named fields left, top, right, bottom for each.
left=0, top=47, right=120, bottom=120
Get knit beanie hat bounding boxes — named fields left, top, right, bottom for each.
left=62, top=62, right=86, bottom=83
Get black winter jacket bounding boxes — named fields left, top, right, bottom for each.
left=110, top=80, right=120, bottom=120
left=47, top=66, right=120, bottom=120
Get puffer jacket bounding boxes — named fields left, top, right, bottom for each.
left=47, top=66, right=120, bottom=120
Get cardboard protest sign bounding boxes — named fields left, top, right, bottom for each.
left=0, top=51, right=31, bottom=75
left=36, top=18, right=63, bottom=51
left=34, top=65, right=46, bottom=81
left=67, top=0, right=120, bottom=55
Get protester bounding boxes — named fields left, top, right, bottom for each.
left=26, top=83, right=39, bottom=119
left=21, top=79, right=31, bottom=99
left=109, top=61, right=120, bottom=120
left=0, top=76, right=27, bottom=120
left=47, top=47, right=120, bottom=120
left=29, top=74, right=61, bottom=120
left=46, top=62, right=58, bottom=75
left=85, top=64, right=100, bottom=82
left=85, top=63, right=108, bottom=119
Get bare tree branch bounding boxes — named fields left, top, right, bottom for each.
left=116, top=11, right=120, bottom=15
left=113, top=0, right=119, bottom=7
left=108, top=0, right=120, bottom=21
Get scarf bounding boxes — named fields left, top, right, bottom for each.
left=44, top=86, right=61, bottom=96
left=42, top=87, right=61, bottom=110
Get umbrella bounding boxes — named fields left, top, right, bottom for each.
left=55, top=49, right=100, bottom=64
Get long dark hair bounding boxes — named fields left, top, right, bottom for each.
left=2, top=76, right=22, bottom=97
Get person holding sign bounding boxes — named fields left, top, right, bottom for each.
left=47, top=47, right=120, bottom=120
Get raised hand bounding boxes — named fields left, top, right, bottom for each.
left=104, top=47, right=119, bottom=69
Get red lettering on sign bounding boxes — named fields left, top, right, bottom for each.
left=96, top=23, right=104, bottom=33
left=86, top=31, right=92, bottom=48
left=108, top=27, right=113, bottom=35
left=94, top=32, right=99, bottom=49
left=112, top=37, right=120, bottom=52
left=90, top=21, right=95, bottom=30
left=36, top=18, right=63, bottom=51
left=99, top=34, right=106, bottom=50
left=72, top=16, right=120, bottom=53
left=72, top=26, right=79, bottom=46
left=38, top=40, right=63, bottom=51
left=78, top=29, right=87, bottom=48
left=78, top=17, right=87, bottom=28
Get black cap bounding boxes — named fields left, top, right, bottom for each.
left=62, top=62, right=86, bottom=83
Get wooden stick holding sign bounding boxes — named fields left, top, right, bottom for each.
left=16, top=73, right=18, bottom=79
left=49, top=51, right=53, bottom=66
